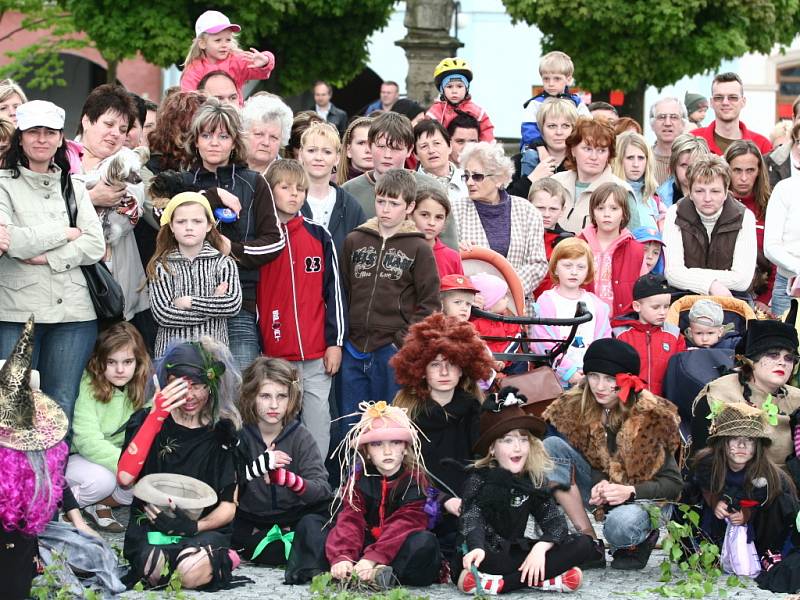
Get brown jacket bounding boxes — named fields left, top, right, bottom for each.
left=341, top=218, right=440, bottom=352
left=675, top=195, right=745, bottom=271
left=544, top=390, right=682, bottom=499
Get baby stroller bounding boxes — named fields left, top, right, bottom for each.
left=663, top=295, right=756, bottom=444
left=461, top=248, right=592, bottom=415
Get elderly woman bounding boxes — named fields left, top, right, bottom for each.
left=181, top=99, right=284, bottom=370
left=552, top=117, right=636, bottom=233
left=508, top=98, right=578, bottom=198
left=117, top=338, right=242, bottom=591
left=663, top=155, right=757, bottom=298
left=452, top=141, right=547, bottom=307
left=654, top=134, right=710, bottom=207
left=691, top=318, right=800, bottom=472
left=0, top=78, right=26, bottom=126
left=0, top=100, right=105, bottom=420
left=241, top=93, right=293, bottom=176
left=75, top=84, right=151, bottom=333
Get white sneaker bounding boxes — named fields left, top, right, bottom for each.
left=83, top=503, right=124, bottom=533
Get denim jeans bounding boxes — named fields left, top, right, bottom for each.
left=339, top=343, right=400, bottom=431
left=0, top=319, right=97, bottom=423
left=772, top=273, right=792, bottom=318
left=291, top=358, right=332, bottom=459
left=543, top=435, right=661, bottom=551
left=227, top=309, right=260, bottom=372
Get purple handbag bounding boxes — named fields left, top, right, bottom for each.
left=721, top=521, right=761, bottom=577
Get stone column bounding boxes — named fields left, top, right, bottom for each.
left=396, top=0, right=463, bottom=107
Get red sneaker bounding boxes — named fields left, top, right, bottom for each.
left=457, top=569, right=505, bottom=595
left=532, top=566, right=583, bottom=593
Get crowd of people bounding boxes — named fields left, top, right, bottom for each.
left=4, top=8, right=800, bottom=598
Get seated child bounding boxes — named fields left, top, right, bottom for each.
left=233, top=358, right=332, bottom=566
left=685, top=298, right=741, bottom=350
left=632, top=226, right=665, bottom=275
left=411, top=187, right=464, bottom=278
left=427, top=58, right=494, bottom=142
left=455, top=387, right=594, bottom=595
left=391, top=313, right=495, bottom=561
left=284, top=402, right=441, bottom=588
left=530, top=178, right=574, bottom=299
left=612, top=274, right=685, bottom=397
left=531, top=238, right=611, bottom=388
left=469, top=273, right=523, bottom=372
left=683, top=402, right=797, bottom=581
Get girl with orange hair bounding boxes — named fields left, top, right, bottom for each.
left=390, top=313, right=495, bottom=560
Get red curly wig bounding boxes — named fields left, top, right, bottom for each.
left=391, top=313, right=494, bottom=401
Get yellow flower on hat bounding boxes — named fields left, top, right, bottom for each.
left=366, top=400, right=389, bottom=418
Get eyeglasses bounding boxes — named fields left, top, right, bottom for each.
left=727, top=437, right=756, bottom=448
left=711, top=94, right=741, bottom=103
left=761, top=350, right=800, bottom=365
left=655, top=113, right=681, bottom=122
left=462, top=171, right=495, bottom=183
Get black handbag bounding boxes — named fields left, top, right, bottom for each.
left=64, top=182, right=125, bottom=321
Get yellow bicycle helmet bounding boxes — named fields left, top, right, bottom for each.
left=434, top=57, right=473, bottom=91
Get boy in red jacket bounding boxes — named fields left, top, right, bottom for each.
left=257, top=160, right=346, bottom=457
left=611, top=274, right=685, bottom=396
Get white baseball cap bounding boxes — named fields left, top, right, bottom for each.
left=15, top=100, right=65, bottom=131
left=195, top=10, right=241, bottom=36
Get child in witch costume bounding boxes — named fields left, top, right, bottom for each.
left=285, top=401, right=441, bottom=588
left=390, top=312, right=495, bottom=559
left=117, top=338, right=244, bottom=591
left=0, top=317, right=70, bottom=600
left=683, top=402, right=798, bottom=581
left=455, top=387, right=594, bottom=595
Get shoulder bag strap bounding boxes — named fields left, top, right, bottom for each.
left=62, top=177, right=78, bottom=228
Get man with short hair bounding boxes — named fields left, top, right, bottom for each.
left=414, top=119, right=468, bottom=203
left=198, top=71, right=240, bottom=107
left=691, top=72, right=771, bottom=155
left=649, top=97, right=687, bottom=184
left=364, top=81, right=400, bottom=114
left=587, top=101, right=618, bottom=124
left=312, top=80, right=348, bottom=136
left=446, top=113, right=480, bottom=166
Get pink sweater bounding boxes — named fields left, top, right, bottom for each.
left=180, top=52, right=275, bottom=100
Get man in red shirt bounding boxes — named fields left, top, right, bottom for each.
left=691, top=72, right=771, bottom=156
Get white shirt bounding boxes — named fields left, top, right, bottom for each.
left=765, top=177, right=800, bottom=277
left=306, top=187, right=337, bottom=229
left=315, top=104, right=330, bottom=120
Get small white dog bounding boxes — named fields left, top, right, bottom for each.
left=85, top=146, right=148, bottom=245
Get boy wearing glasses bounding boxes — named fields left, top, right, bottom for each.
left=691, top=72, right=772, bottom=155
left=342, top=111, right=457, bottom=247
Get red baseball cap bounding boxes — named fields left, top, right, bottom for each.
left=440, top=274, right=479, bottom=293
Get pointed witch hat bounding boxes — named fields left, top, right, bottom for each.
left=0, top=316, right=68, bottom=451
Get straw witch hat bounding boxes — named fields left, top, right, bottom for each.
left=0, top=316, right=68, bottom=451
left=707, top=402, right=771, bottom=441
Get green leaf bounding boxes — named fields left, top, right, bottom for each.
left=726, top=574, right=741, bottom=587
left=687, top=510, right=700, bottom=527
left=671, top=545, right=683, bottom=561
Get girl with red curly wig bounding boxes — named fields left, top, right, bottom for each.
left=389, top=312, right=494, bottom=562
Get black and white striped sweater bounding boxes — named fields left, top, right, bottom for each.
left=150, top=242, right=242, bottom=357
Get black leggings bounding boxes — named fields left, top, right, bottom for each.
left=453, top=533, right=595, bottom=593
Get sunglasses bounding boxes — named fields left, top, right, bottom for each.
left=462, top=171, right=495, bottom=183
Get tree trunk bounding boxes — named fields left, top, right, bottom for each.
left=106, top=59, right=118, bottom=84
left=592, top=83, right=646, bottom=126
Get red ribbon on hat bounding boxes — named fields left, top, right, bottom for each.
left=615, top=373, right=645, bottom=404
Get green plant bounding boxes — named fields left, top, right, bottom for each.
left=129, top=559, right=186, bottom=599
left=309, top=571, right=433, bottom=600
left=29, top=549, right=103, bottom=599
left=646, top=503, right=748, bottom=598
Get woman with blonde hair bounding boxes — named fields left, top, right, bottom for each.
left=0, top=78, right=27, bottom=125
left=613, top=131, right=663, bottom=229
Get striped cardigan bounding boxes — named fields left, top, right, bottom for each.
left=451, top=191, right=548, bottom=305
left=150, top=242, right=242, bottom=357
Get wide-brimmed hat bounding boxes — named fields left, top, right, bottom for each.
left=707, top=402, right=770, bottom=442
left=0, top=316, right=68, bottom=451
left=473, top=387, right=546, bottom=455
left=133, top=473, right=218, bottom=520
left=737, top=319, right=799, bottom=359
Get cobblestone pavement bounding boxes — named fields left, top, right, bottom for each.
left=99, top=510, right=785, bottom=599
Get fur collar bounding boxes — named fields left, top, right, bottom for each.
left=545, top=391, right=680, bottom=484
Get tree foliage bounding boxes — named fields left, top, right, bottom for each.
left=0, top=0, right=395, bottom=94
left=501, top=0, right=800, bottom=93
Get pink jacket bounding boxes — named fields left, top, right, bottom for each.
left=426, top=97, right=494, bottom=142
left=180, top=52, right=275, bottom=100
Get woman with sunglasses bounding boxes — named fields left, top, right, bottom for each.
left=691, top=318, right=800, bottom=472
left=451, top=140, right=547, bottom=311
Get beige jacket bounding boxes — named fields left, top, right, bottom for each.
left=0, top=166, right=105, bottom=323
left=552, top=167, right=634, bottom=233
